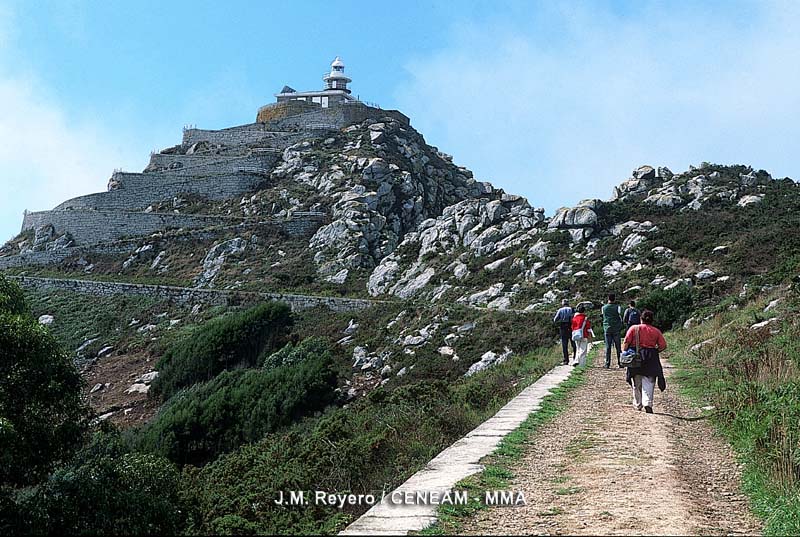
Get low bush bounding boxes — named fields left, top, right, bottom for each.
left=0, top=275, right=26, bottom=316
left=670, top=292, right=800, bottom=535
left=140, top=338, right=338, bottom=466
left=151, top=301, right=293, bottom=399
left=638, top=283, right=694, bottom=331
left=5, top=430, right=184, bottom=535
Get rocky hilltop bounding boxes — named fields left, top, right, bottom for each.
left=2, top=91, right=799, bottom=420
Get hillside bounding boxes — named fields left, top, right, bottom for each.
left=2, top=89, right=799, bottom=535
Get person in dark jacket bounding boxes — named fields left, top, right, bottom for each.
left=601, top=294, right=623, bottom=368
left=553, top=299, right=575, bottom=365
left=623, top=300, right=641, bottom=329
left=622, top=309, right=667, bottom=413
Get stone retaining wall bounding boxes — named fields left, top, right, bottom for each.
left=256, top=100, right=320, bottom=123
left=181, top=124, right=307, bottom=148
left=20, top=209, right=325, bottom=245
left=11, top=276, right=380, bottom=313
left=21, top=209, right=246, bottom=245
left=144, top=153, right=280, bottom=175
left=0, top=242, right=137, bottom=270
left=1, top=217, right=325, bottom=270
left=54, top=172, right=269, bottom=211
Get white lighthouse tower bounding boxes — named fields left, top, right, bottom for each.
left=323, top=56, right=352, bottom=93
left=273, top=56, right=356, bottom=108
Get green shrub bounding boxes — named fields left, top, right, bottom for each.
left=180, top=348, right=557, bottom=534
left=14, top=431, right=184, bottom=535
left=0, top=310, right=89, bottom=487
left=0, top=275, right=26, bottom=316
left=638, top=284, right=694, bottom=331
left=151, top=301, right=293, bottom=399
left=140, top=338, right=338, bottom=466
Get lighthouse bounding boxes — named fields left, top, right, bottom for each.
left=274, top=56, right=356, bottom=108
left=323, top=56, right=352, bottom=93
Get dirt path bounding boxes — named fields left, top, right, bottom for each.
left=462, top=347, right=761, bottom=536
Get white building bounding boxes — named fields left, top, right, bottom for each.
left=275, top=56, right=356, bottom=108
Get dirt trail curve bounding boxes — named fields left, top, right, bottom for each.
left=462, top=347, right=761, bottom=536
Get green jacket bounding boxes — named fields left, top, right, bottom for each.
left=601, top=303, right=623, bottom=333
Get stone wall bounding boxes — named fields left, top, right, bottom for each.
left=54, top=172, right=270, bottom=211
left=0, top=242, right=136, bottom=270
left=144, top=153, right=280, bottom=174
left=183, top=105, right=410, bottom=148
left=10, top=275, right=380, bottom=313
left=1, top=217, right=325, bottom=270
left=20, top=209, right=325, bottom=245
left=182, top=124, right=308, bottom=148
left=21, top=209, right=247, bottom=245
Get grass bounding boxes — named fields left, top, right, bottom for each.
left=668, top=289, right=800, bottom=536
left=554, top=486, right=583, bottom=496
left=537, top=506, right=565, bottom=517
left=24, top=289, right=203, bottom=357
left=418, top=351, right=592, bottom=535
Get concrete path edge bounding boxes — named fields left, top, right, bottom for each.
left=340, top=356, right=583, bottom=536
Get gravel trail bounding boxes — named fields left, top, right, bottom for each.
left=461, top=347, right=761, bottom=536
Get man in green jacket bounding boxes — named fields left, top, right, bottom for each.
left=601, top=293, right=623, bottom=368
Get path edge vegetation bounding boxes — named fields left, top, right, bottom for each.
left=417, top=350, right=594, bottom=535
left=666, top=288, right=800, bottom=536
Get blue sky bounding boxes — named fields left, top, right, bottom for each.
left=1, top=0, right=799, bottom=243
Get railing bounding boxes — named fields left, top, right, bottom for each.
left=304, top=123, right=339, bottom=130
left=289, top=211, right=327, bottom=218
left=344, top=99, right=381, bottom=109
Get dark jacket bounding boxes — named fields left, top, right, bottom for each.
left=625, top=347, right=667, bottom=391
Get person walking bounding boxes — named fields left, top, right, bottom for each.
left=622, top=309, right=667, bottom=413
left=623, top=300, right=641, bottom=329
left=570, top=304, right=592, bottom=367
left=553, top=299, right=575, bottom=365
left=601, top=294, right=624, bottom=368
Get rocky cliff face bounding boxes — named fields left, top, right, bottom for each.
left=269, top=117, right=496, bottom=282
left=358, top=160, right=786, bottom=313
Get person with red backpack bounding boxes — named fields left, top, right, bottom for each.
left=570, top=304, right=592, bottom=367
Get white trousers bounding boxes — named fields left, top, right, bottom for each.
left=572, top=338, right=589, bottom=366
left=632, top=375, right=656, bottom=409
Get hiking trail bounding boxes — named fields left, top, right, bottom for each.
left=461, top=346, right=761, bottom=536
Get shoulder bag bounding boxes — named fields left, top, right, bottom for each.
left=571, top=317, right=588, bottom=342
left=619, top=325, right=643, bottom=368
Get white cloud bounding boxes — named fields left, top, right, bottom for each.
left=0, top=4, right=152, bottom=243
left=395, top=1, right=800, bottom=213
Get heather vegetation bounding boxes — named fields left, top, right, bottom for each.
left=637, top=284, right=695, bottom=331
left=139, top=338, right=338, bottom=466
left=3, top=156, right=800, bottom=534
left=180, top=346, right=560, bottom=534
left=670, top=288, right=800, bottom=535
left=151, top=301, right=293, bottom=399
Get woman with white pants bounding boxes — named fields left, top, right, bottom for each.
left=621, top=309, right=667, bottom=413
left=570, top=304, right=592, bottom=367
